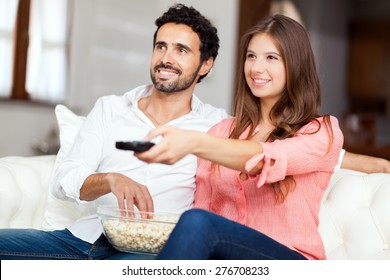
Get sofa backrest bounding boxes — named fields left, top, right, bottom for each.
left=0, top=155, right=55, bottom=229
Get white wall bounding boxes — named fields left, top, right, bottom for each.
left=0, top=102, right=57, bottom=156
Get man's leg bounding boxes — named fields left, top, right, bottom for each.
left=0, top=228, right=156, bottom=260
left=0, top=228, right=92, bottom=259
left=91, top=233, right=156, bottom=260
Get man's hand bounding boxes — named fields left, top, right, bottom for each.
left=80, top=173, right=154, bottom=213
left=107, top=173, right=154, bottom=213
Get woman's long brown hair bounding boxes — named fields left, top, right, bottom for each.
left=229, top=15, right=334, bottom=202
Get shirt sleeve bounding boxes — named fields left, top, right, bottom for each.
left=245, top=116, right=344, bottom=188
left=53, top=98, right=111, bottom=204
left=334, top=148, right=345, bottom=170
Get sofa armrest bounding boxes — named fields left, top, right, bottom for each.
left=319, top=169, right=390, bottom=259
left=0, top=155, right=56, bottom=229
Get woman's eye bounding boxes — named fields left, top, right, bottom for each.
left=268, top=55, right=278, bottom=60
left=246, top=53, right=255, bottom=59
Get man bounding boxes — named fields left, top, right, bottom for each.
left=341, top=151, right=389, bottom=173
left=0, top=3, right=388, bottom=260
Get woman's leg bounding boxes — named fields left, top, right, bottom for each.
left=157, top=209, right=307, bottom=260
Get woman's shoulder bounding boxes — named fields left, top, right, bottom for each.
left=300, top=115, right=340, bottom=133
left=298, top=115, right=343, bottom=146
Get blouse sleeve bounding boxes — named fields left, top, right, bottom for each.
left=245, top=116, right=344, bottom=188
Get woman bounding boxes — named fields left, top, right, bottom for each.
left=137, top=14, right=343, bottom=260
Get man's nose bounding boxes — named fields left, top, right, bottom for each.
left=161, top=49, right=174, bottom=65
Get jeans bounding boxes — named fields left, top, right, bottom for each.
left=157, top=209, right=307, bottom=260
left=0, top=228, right=155, bottom=260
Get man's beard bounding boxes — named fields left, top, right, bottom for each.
left=150, top=63, right=202, bottom=94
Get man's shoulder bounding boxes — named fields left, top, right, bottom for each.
left=202, top=103, right=229, bottom=116
left=193, top=96, right=229, bottom=120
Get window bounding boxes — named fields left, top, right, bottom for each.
left=0, top=0, right=71, bottom=103
left=0, top=0, right=18, bottom=98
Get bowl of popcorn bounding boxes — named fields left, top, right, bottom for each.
left=97, top=206, right=180, bottom=255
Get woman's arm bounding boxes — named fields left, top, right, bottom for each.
left=137, top=116, right=343, bottom=181
left=135, top=126, right=263, bottom=172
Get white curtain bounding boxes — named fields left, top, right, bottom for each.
left=0, top=0, right=19, bottom=98
left=26, top=0, right=70, bottom=103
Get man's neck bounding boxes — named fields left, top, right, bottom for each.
left=139, top=88, right=193, bottom=126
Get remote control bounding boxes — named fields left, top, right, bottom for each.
left=115, top=141, right=155, bottom=153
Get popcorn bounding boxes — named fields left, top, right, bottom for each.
left=101, top=214, right=179, bottom=254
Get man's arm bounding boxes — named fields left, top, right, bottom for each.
left=80, top=173, right=154, bottom=213
left=341, top=151, right=390, bottom=173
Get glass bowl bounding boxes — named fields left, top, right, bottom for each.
left=97, top=205, right=179, bottom=255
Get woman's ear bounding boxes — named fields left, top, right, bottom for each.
left=198, top=57, right=214, bottom=76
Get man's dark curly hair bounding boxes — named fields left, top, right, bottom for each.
left=153, top=3, right=219, bottom=83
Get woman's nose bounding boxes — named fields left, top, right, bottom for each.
left=252, top=58, right=266, bottom=73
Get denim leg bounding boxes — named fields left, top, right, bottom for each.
left=157, top=209, right=307, bottom=260
left=0, top=228, right=91, bottom=259
left=0, top=228, right=156, bottom=260
left=91, top=234, right=156, bottom=260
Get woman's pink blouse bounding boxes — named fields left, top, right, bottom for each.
left=194, top=116, right=344, bottom=260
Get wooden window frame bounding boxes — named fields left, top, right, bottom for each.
left=11, top=0, right=31, bottom=100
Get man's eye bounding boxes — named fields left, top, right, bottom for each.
left=156, top=45, right=165, bottom=50
left=179, top=48, right=187, bottom=54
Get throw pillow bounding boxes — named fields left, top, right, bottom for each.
left=41, top=104, right=90, bottom=230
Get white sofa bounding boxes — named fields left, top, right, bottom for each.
left=0, top=154, right=389, bottom=259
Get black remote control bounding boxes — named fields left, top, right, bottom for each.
left=115, top=141, right=155, bottom=153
